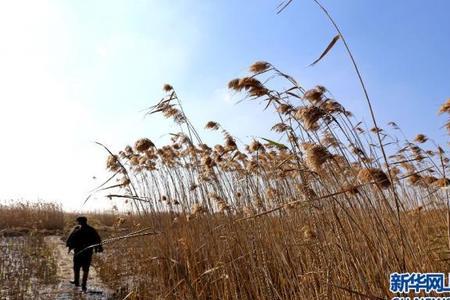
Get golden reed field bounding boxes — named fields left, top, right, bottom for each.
left=1, top=2, right=450, bottom=300
left=2, top=64, right=448, bottom=299
left=91, top=64, right=450, bottom=299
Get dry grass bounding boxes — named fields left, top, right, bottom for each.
left=94, top=210, right=450, bottom=299
left=84, top=61, right=450, bottom=299
left=0, top=61, right=447, bottom=298
left=0, top=202, right=64, bottom=233
left=0, top=202, right=63, bottom=298
left=1, top=3, right=449, bottom=297
left=0, top=234, right=58, bottom=299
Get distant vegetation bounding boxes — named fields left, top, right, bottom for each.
left=0, top=202, right=64, bottom=233
left=0, top=216, right=58, bottom=298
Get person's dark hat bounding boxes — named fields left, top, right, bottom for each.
left=76, top=216, right=87, bottom=224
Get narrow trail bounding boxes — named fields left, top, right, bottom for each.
left=43, top=236, right=113, bottom=300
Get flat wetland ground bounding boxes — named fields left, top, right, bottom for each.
left=0, top=204, right=123, bottom=299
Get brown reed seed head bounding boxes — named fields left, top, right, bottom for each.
left=214, top=144, right=225, bottom=154
left=249, top=61, right=271, bottom=73
left=121, top=177, right=131, bottom=186
left=125, top=145, right=133, bottom=154
left=130, top=156, right=140, bottom=166
left=224, top=136, right=237, bottom=150
left=294, top=106, right=325, bottom=131
left=249, top=140, right=264, bottom=152
left=423, top=176, right=437, bottom=185
left=434, top=178, right=450, bottom=188
left=321, top=133, right=339, bottom=147
left=389, top=167, right=401, bottom=180
left=271, top=122, right=289, bottom=133
left=228, top=77, right=269, bottom=97
left=243, top=77, right=267, bottom=96
left=135, top=138, right=155, bottom=152
left=162, top=106, right=180, bottom=119
left=228, top=78, right=240, bottom=90
left=407, top=173, right=422, bottom=186
left=304, top=144, right=332, bottom=172
left=139, top=156, right=149, bottom=165
left=438, top=99, right=450, bottom=114
left=276, top=103, right=293, bottom=114
left=201, top=155, right=215, bottom=168
left=303, top=86, right=325, bottom=104
left=357, top=168, right=391, bottom=189
left=205, top=121, right=220, bottom=130
left=106, top=155, right=120, bottom=171
left=163, top=84, right=173, bottom=92
left=322, top=99, right=345, bottom=114
left=414, top=134, right=428, bottom=143
left=370, top=127, right=382, bottom=133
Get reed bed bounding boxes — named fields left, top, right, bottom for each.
left=91, top=62, right=450, bottom=299
left=0, top=202, right=64, bottom=232
left=0, top=235, right=58, bottom=299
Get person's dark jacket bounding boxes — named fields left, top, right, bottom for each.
left=66, top=224, right=103, bottom=255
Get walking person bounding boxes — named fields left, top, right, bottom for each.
left=66, top=216, right=103, bottom=292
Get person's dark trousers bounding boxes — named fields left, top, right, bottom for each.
left=73, top=251, right=93, bottom=290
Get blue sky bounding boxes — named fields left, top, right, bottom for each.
left=0, top=0, right=448, bottom=210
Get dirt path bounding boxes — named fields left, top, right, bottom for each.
left=43, top=236, right=113, bottom=300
